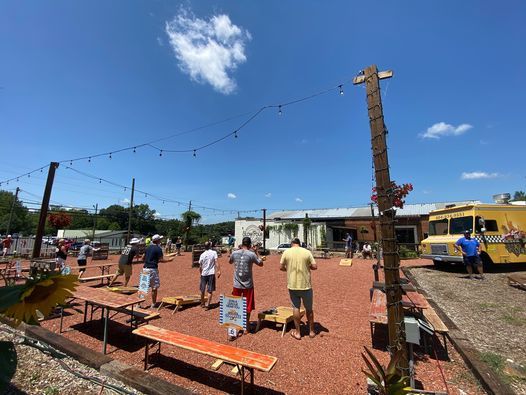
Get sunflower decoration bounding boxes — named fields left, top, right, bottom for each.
left=0, top=273, right=78, bottom=324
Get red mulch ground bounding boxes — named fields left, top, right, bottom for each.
left=37, top=254, right=485, bottom=394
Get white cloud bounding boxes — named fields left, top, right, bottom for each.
left=295, top=197, right=303, bottom=203
left=165, top=9, right=251, bottom=94
left=154, top=212, right=161, bottom=217
left=120, top=198, right=130, bottom=205
left=227, top=192, right=237, bottom=199
left=461, top=171, right=500, bottom=180
left=419, top=122, right=473, bottom=139
left=265, top=192, right=272, bottom=198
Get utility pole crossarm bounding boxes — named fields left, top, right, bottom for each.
left=353, top=70, right=393, bottom=85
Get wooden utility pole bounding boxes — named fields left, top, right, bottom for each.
left=370, top=203, right=380, bottom=282
left=354, top=65, right=408, bottom=372
left=32, top=162, right=59, bottom=258
left=6, top=187, right=20, bottom=235
left=262, top=208, right=267, bottom=252
left=92, top=203, right=98, bottom=241
left=126, top=178, right=135, bottom=244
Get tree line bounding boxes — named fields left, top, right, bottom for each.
left=0, top=190, right=234, bottom=244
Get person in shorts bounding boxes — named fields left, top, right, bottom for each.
left=109, top=238, right=140, bottom=287
left=199, top=241, right=221, bottom=309
left=142, top=234, right=173, bottom=308
left=280, top=238, right=317, bottom=339
left=343, top=233, right=353, bottom=259
left=77, top=239, right=99, bottom=274
left=229, top=236, right=264, bottom=335
left=455, top=230, right=484, bottom=279
left=175, top=237, right=182, bottom=256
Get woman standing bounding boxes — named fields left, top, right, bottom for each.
left=55, top=239, right=68, bottom=270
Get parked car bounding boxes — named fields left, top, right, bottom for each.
left=274, top=243, right=291, bottom=252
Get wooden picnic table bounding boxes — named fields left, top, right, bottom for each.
left=69, top=262, right=119, bottom=285
left=65, top=285, right=144, bottom=354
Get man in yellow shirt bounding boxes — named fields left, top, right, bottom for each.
left=280, top=238, right=317, bottom=340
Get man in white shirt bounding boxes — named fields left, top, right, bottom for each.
left=362, top=242, right=373, bottom=259
left=199, top=241, right=221, bottom=309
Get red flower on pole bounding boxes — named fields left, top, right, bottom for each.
left=48, top=212, right=72, bottom=230
left=371, top=182, right=413, bottom=209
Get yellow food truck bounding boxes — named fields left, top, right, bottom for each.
left=420, top=200, right=526, bottom=266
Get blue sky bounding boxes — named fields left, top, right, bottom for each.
left=1, top=1, right=525, bottom=223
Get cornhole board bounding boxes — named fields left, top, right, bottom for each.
left=508, top=273, right=526, bottom=290
left=256, top=306, right=305, bottom=337
left=158, top=294, right=207, bottom=314
left=107, top=286, right=138, bottom=295
left=339, top=259, right=353, bottom=266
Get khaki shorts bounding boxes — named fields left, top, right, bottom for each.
left=117, top=263, right=132, bottom=277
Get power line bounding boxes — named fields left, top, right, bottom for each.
left=0, top=77, right=351, bottom=185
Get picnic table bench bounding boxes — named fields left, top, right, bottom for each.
left=62, top=285, right=154, bottom=354
left=70, top=262, right=118, bottom=285
left=133, top=324, right=277, bottom=394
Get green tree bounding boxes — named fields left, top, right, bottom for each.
left=513, top=191, right=526, bottom=201
left=0, top=190, right=30, bottom=234
left=99, top=205, right=128, bottom=229
left=181, top=210, right=201, bottom=248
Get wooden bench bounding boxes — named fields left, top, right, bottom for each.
left=133, top=325, right=277, bottom=394
left=422, top=305, right=449, bottom=357
left=78, top=274, right=114, bottom=284
left=112, top=306, right=160, bottom=328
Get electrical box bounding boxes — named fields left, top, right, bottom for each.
left=404, top=316, right=420, bottom=345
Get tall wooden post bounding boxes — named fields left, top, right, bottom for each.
left=32, top=162, right=59, bottom=258
left=126, top=178, right=135, bottom=244
left=354, top=65, right=408, bottom=372
left=92, top=203, right=98, bottom=241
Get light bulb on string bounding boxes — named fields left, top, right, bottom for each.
left=278, top=105, right=282, bottom=116
left=27, top=174, right=30, bottom=178
left=70, top=160, right=73, bottom=165
left=88, top=157, right=91, bottom=163
left=124, top=187, right=127, bottom=192
left=40, top=168, right=43, bottom=173
left=339, top=85, right=344, bottom=95
left=99, top=179, right=102, bottom=184
left=16, top=178, right=19, bottom=182
left=133, top=147, right=136, bottom=153
left=159, top=150, right=163, bottom=157
left=193, top=150, right=196, bottom=157
left=145, top=193, right=148, bottom=198
left=234, top=130, right=238, bottom=139
left=109, top=153, right=112, bottom=160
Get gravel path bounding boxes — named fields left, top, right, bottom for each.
left=32, top=255, right=485, bottom=394
left=0, top=322, right=143, bottom=395
left=409, top=263, right=526, bottom=394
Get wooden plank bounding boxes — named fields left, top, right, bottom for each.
left=257, top=306, right=304, bottom=325
left=78, top=274, right=114, bottom=282
left=107, top=286, right=138, bottom=295
left=211, top=359, right=224, bottom=371
left=422, top=306, right=448, bottom=333
left=133, top=325, right=277, bottom=372
left=353, top=70, right=393, bottom=85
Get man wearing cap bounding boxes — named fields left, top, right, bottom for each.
left=229, top=236, right=264, bottom=334
left=143, top=234, right=173, bottom=308
left=455, top=230, right=484, bottom=279
left=280, top=238, right=317, bottom=339
left=2, top=235, right=12, bottom=257
left=77, top=239, right=100, bottom=274
left=110, top=238, right=141, bottom=287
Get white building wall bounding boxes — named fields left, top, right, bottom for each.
left=235, top=220, right=325, bottom=249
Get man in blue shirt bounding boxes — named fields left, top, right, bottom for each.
left=143, top=234, right=173, bottom=308
left=454, top=230, right=484, bottom=279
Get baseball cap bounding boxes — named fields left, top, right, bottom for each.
left=152, top=234, right=163, bottom=242
left=130, top=238, right=140, bottom=244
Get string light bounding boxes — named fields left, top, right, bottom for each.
left=70, top=160, right=73, bottom=165
left=278, top=105, right=282, bottom=116
left=133, top=147, right=136, bottom=153
left=40, top=168, right=43, bottom=173
left=109, top=153, right=112, bottom=160
left=88, top=157, right=91, bottom=163
left=193, top=150, right=196, bottom=157
left=99, top=179, right=102, bottom=184
left=145, top=193, right=148, bottom=198
left=16, top=178, right=19, bottom=182
left=159, top=150, right=163, bottom=157
left=339, top=85, right=344, bottom=95
left=234, top=130, right=238, bottom=138
left=27, top=174, right=30, bottom=178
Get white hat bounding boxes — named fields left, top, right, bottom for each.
left=152, top=234, right=163, bottom=242
left=130, top=238, right=140, bottom=244
left=7, top=235, right=11, bottom=238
